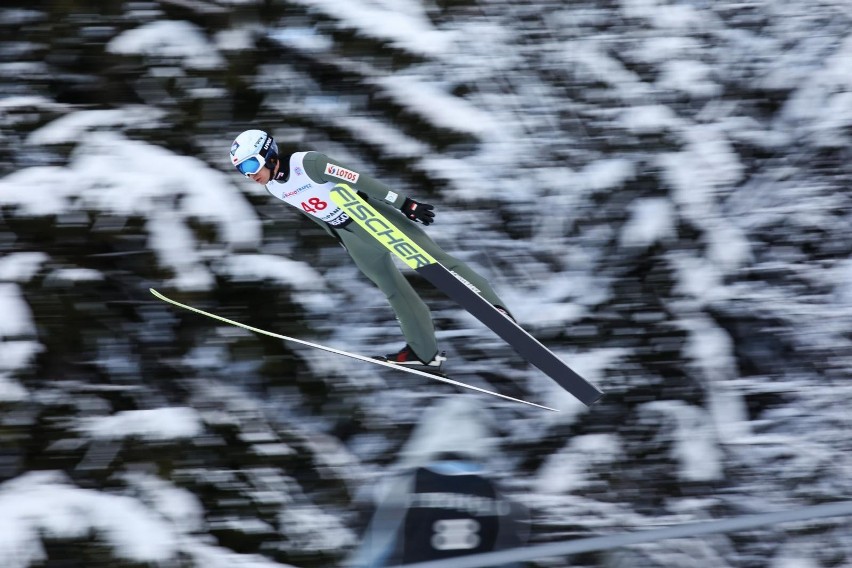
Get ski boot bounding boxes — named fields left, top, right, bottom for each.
left=376, top=344, right=447, bottom=375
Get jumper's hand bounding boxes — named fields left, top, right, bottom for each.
left=401, top=197, right=435, bottom=225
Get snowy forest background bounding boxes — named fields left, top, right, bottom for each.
left=1, top=0, right=852, bottom=566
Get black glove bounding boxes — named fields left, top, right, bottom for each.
left=401, top=197, right=435, bottom=225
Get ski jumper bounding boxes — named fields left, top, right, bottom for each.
left=266, top=152, right=509, bottom=363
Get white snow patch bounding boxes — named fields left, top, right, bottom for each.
left=669, top=252, right=727, bottom=304
left=0, top=95, right=63, bottom=111
left=278, top=504, right=356, bottom=551
left=620, top=104, right=682, bottom=133
left=0, top=284, right=35, bottom=338
left=285, top=0, right=456, bottom=56
left=495, top=274, right=588, bottom=329
left=706, top=221, right=752, bottom=270
left=252, top=443, right=295, bottom=456
left=0, top=469, right=299, bottom=567
left=373, top=75, right=497, bottom=136
left=397, top=398, right=496, bottom=468
left=536, top=434, right=622, bottom=494
left=78, top=407, right=204, bottom=441
left=619, top=197, right=676, bottom=249
left=0, top=375, right=29, bottom=403
left=46, top=268, right=104, bottom=282
left=0, top=341, right=42, bottom=372
left=0, top=131, right=261, bottom=291
left=771, top=551, right=820, bottom=568
left=0, top=286, right=39, bottom=392
left=0, top=9, right=44, bottom=26
left=268, top=27, right=333, bottom=52
left=330, top=114, right=428, bottom=157
left=830, top=258, right=852, bottom=306
left=107, top=20, right=225, bottom=69
left=656, top=59, right=721, bottom=98
left=218, top=254, right=324, bottom=289
left=214, top=27, right=258, bottom=52
left=668, top=125, right=744, bottom=196
left=679, top=314, right=751, bottom=440
left=208, top=517, right=274, bottom=534
left=28, top=106, right=166, bottom=144
left=147, top=211, right=215, bottom=289
left=0, top=252, right=48, bottom=282
left=659, top=126, right=751, bottom=271
left=641, top=401, right=723, bottom=482
left=184, top=541, right=298, bottom=568
left=561, top=348, right=627, bottom=387
left=540, top=348, right=626, bottom=422
left=0, top=471, right=178, bottom=568
left=620, top=0, right=707, bottom=29
left=634, top=36, right=704, bottom=64
left=566, top=42, right=653, bottom=99
left=682, top=316, right=737, bottom=380
left=781, top=35, right=852, bottom=146
left=580, top=158, right=636, bottom=192
left=123, top=472, right=205, bottom=533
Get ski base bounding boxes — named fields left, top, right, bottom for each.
left=150, top=289, right=557, bottom=412
left=416, top=263, right=604, bottom=406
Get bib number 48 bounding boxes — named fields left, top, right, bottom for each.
left=301, top=197, right=328, bottom=213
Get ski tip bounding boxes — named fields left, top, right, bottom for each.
left=150, top=288, right=170, bottom=303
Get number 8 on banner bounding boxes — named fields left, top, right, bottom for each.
left=431, top=519, right=480, bottom=551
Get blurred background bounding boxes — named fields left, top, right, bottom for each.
left=1, top=0, right=851, bottom=566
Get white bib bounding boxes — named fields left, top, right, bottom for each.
left=265, top=152, right=350, bottom=227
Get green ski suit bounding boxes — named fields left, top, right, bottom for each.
left=269, top=151, right=509, bottom=363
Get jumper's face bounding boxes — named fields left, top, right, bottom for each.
left=248, top=167, right=271, bottom=185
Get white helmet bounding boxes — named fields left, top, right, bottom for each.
left=229, top=129, right=279, bottom=176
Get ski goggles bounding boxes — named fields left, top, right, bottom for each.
left=235, top=153, right=266, bottom=176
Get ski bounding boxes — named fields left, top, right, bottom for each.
left=150, top=289, right=557, bottom=412
left=330, top=184, right=604, bottom=406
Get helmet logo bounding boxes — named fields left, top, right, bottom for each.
left=230, top=141, right=239, bottom=155
left=262, top=137, right=272, bottom=152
